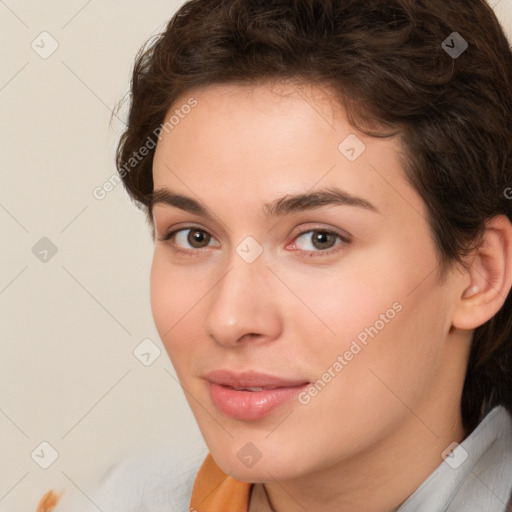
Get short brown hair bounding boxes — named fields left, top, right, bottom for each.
left=115, top=0, right=512, bottom=433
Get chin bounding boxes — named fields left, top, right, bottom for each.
left=208, top=441, right=313, bottom=483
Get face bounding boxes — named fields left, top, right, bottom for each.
left=150, top=82, right=466, bottom=482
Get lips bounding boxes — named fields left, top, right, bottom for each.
left=204, top=370, right=310, bottom=421
left=205, top=370, right=308, bottom=389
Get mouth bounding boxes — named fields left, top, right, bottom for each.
left=204, top=370, right=310, bottom=421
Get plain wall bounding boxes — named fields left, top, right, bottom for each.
left=1, top=1, right=511, bottom=510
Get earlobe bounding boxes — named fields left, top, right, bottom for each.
left=451, top=215, right=512, bottom=331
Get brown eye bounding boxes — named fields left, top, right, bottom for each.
left=159, top=226, right=220, bottom=254
left=311, top=231, right=337, bottom=250
left=186, top=229, right=212, bottom=248
left=295, top=230, right=341, bottom=252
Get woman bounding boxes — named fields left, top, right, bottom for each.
left=41, top=0, right=512, bottom=510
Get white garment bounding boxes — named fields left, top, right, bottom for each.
left=70, top=406, right=512, bottom=512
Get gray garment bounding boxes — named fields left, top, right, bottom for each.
left=397, top=405, right=512, bottom=512
left=69, top=406, right=512, bottom=512
left=65, top=445, right=207, bottom=512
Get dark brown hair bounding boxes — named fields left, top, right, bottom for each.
left=115, top=0, right=512, bottom=433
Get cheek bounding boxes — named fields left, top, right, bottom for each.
left=150, top=254, right=173, bottom=336
left=276, top=259, right=404, bottom=356
left=284, top=240, right=447, bottom=387
left=149, top=252, right=198, bottom=363
left=309, top=281, right=448, bottom=424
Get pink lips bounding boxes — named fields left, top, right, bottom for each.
left=204, top=370, right=309, bottom=421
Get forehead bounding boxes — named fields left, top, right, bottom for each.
left=152, top=81, right=420, bottom=220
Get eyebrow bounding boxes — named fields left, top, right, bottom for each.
left=150, top=186, right=378, bottom=219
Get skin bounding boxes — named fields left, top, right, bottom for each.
left=149, top=81, right=512, bottom=512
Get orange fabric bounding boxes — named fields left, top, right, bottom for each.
left=36, top=489, right=64, bottom=512
left=190, top=453, right=253, bottom=512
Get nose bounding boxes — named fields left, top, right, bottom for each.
left=203, top=254, right=283, bottom=348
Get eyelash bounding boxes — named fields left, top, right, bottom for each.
left=158, top=226, right=351, bottom=258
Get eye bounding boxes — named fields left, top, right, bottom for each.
left=291, top=229, right=349, bottom=255
left=158, top=226, right=349, bottom=257
left=159, top=227, right=220, bottom=252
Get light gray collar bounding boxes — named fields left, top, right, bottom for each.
left=397, top=405, right=512, bottom=512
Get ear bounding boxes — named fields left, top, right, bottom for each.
left=451, top=215, right=512, bottom=330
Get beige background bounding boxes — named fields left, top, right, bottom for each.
left=1, top=0, right=511, bottom=510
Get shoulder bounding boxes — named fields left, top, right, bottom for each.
left=66, top=445, right=208, bottom=512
